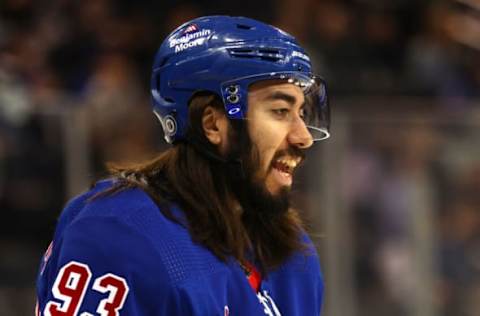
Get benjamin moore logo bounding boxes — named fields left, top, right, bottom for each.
left=169, top=24, right=211, bottom=53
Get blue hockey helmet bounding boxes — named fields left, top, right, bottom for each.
left=151, top=15, right=330, bottom=144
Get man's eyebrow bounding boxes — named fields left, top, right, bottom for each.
left=265, top=91, right=297, bottom=105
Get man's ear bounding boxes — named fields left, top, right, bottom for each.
left=202, top=106, right=229, bottom=147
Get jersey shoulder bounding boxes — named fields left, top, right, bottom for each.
left=50, top=178, right=223, bottom=279
left=37, top=180, right=229, bottom=315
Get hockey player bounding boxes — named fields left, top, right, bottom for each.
left=36, top=15, right=330, bottom=315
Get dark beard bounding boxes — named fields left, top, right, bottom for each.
left=226, top=170, right=290, bottom=224
left=221, top=121, right=308, bottom=273
left=224, top=121, right=304, bottom=220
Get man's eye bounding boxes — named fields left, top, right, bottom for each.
left=272, top=108, right=290, bottom=118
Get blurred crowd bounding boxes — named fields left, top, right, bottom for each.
left=0, top=0, right=479, bottom=315
left=341, top=107, right=480, bottom=316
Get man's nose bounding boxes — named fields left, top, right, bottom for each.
left=287, top=116, right=314, bottom=149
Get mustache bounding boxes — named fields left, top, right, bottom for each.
left=271, top=147, right=306, bottom=166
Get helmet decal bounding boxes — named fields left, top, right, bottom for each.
left=169, top=25, right=212, bottom=53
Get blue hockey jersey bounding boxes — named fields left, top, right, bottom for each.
left=36, top=180, right=324, bottom=315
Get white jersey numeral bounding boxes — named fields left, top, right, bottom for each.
left=43, top=261, right=129, bottom=316
left=44, top=261, right=92, bottom=316
left=93, top=273, right=130, bottom=316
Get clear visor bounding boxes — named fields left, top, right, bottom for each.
left=294, top=75, right=330, bottom=141
left=222, top=72, right=330, bottom=142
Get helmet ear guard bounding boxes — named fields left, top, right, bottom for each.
left=151, top=15, right=330, bottom=144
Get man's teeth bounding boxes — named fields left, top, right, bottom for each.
left=277, top=158, right=300, bottom=171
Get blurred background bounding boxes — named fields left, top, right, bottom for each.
left=1, top=0, right=479, bottom=315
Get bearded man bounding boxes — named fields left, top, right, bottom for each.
left=36, top=15, right=330, bottom=316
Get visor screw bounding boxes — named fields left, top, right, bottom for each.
left=226, top=85, right=239, bottom=94
left=227, top=94, right=240, bottom=104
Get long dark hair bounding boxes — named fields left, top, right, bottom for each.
left=103, top=92, right=306, bottom=274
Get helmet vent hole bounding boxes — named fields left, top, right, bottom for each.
left=233, top=48, right=252, bottom=53
left=228, top=48, right=283, bottom=62
left=258, top=49, right=279, bottom=54
left=236, top=24, right=253, bottom=30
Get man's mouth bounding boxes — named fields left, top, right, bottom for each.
left=270, top=156, right=302, bottom=187
left=272, top=157, right=301, bottom=175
